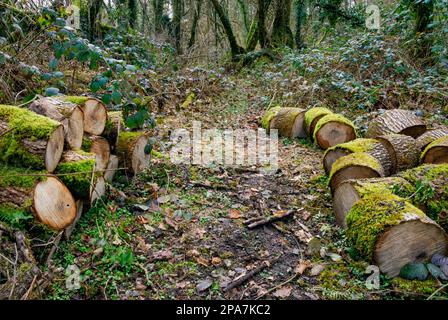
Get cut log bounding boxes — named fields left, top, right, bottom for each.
left=269, top=107, right=307, bottom=138
left=0, top=105, right=64, bottom=172
left=366, top=109, right=426, bottom=138
left=82, top=135, right=110, bottom=172
left=416, top=128, right=448, bottom=151
left=62, top=96, right=108, bottom=135
left=261, top=106, right=281, bottom=131
left=313, top=114, right=357, bottom=149
left=399, top=164, right=448, bottom=229
left=329, top=152, right=385, bottom=192
left=323, top=138, right=392, bottom=175
left=29, top=97, right=84, bottom=149
left=333, top=177, right=414, bottom=228
left=303, top=107, right=333, bottom=137
left=64, top=200, right=83, bottom=240
left=104, top=155, right=119, bottom=183
left=420, top=136, right=448, bottom=165
left=0, top=165, right=77, bottom=230
left=346, top=193, right=448, bottom=277
left=116, top=131, right=151, bottom=174
left=55, top=150, right=105, bottom=204
left=377, top=134, right=419, bottom=173
left=103, top=111, right=123, bottom=152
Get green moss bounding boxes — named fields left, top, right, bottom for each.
left=324, top=139, right=378, bottom=159
left=260, top=106, right=281, bottom=130
left=56, top=153, right=96, bottom=199
left=117, top=131, right=145, bottom=152
left=0, top=105, right=61, bottom=169
left=329, top=152, right=383, bottom=181
left=304, top=107, right=332, bottom=128
left=353, top=178, right=415, bottom=200
left=81, top=137, right=93, bottom=151
left=420, top=136, right=448, bottom=161
left=62, top=96, right=90, bottom=105
left=346, top=193, right=427, bottom=260
left=0, top=164, right=45, bottom=189
left=390, top=278, right=439, bottom=297
left=313, top=113, right=357, bottom=141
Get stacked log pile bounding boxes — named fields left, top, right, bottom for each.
left=0, top=97, right=152, bottom=233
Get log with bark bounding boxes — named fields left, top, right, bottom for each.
left=366, top=109, right=426, bottom=138
left=313, top=114, right=357, bottom=149
left=82, top=134, right=110, bottom=172
left=29, top=97, right=84, bottom=150
left=420, top=136, right=448, bottom=165
left=346, top=193, right=448, bottom=277
left=333, top=177, right=414, bottom=227
left=0, top=105, right=64, bottom=172
left=103, top=111, right=123, bottom=153
left=416, top=128, right=448, bottom=151
left=104, top=155, right=119, bottom=183
left=269, top=107, right=307, bottom=138
left=55, top=150, right=106, bottom=205
left=328, top=152, right=385, bottom=192
left=323, top=138, right=392, bottom=175
left=0, top=165, right=77, bottom=230
left=116, top=131, right=151, bottom=174
left=303, top=107, right=333, bottom=137
left=377, top=134, right=419, bottom=173
left=62, top=96, right=108, bottom=135
left=261, top=106, right=281, bottom=132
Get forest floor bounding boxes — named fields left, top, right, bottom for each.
left=44, top=65, right=444, bottom=300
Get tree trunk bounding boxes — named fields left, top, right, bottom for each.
left=188, top=0, right=203, bottom=48
left=420, top=136, right=448, bottom=165
left=416, top=128, right=448, bottom=151
left=271, top=0, right=294, bottom=48
left=0, top=165, right=77, bottom=230
left=116, top=131, right=151, bottom=174
left=409, top=0, right=434, bottom=62
left=303, top=107, right=333, bottom=138
left=0, top=105, right=64, bottom=172
left=153, top=0, right=165, bottom=33
left=293, top=0, right=305, bottom=49
left=88, top=0, right=103, bottom=40
left=268, top=107, right=306, bottom=138
left=313, top=114, right=357, bottom=150
left=82, top=135, right=111, bottom=172
left=346, top=193, right=447, bottom=277
left=377, top=134, right=419, bottom=173
left=173, top=0, right=182, bottom=54
left=323, top=138, right=392, bottom=175
left=29, top=97, right=84, bottom=150
left=62, top=96, right=108, bottom=136
left=366, top=109, right=426, bottom=139
left=129, top=0, right=138, bottom=29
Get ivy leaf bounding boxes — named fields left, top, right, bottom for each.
left=144, top=143, right=153, bottom=155
left=102, top=93, right=111, bottom=105
left=399, top=263, right=428, bottom=280
left=54, top=18, right=66, bottom=27
left=53, top=71, right=64, bottom=79
left=112, top=91, right=122, bottom=104
left=426, top=263, right=448, bottom=280
left=45, top=87, right=60, bottom=97
left=0, top=52, right=6, bottom=65
left=49, top=58, right=59, bottom=71
left=90, top=79, right=101, bottom=93
left=41, top=73, right=52, bottom=81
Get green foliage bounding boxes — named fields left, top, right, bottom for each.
left=399, top=263, right=429, bottom=280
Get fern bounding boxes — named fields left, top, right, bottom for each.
left=0, top=209, right=33, bottom=229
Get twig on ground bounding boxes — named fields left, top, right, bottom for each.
left=243, top=209, right=300, bottom=229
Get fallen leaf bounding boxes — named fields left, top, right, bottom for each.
left=326, top=252, right=342, bottom=262
left=272, top=286, right=292, bottom=298
left=157, top=195, right=171, bottom=204
left=165, top=216, right=179, bottom=231
left=196, top=279, right=212, bottom=292
left=196, top=256, right=209, bottom=267
left=301, top=210, right=312, bottom=221
left=133, top=204, right=150, bottom=211
left=295, top=260, right=311, bottom=274
left=309, top=264, right=325, bottom=276
left=152, top=249, right=173, bottom=261
left=212, top=257, right=222, bottom=266
left=228, top=209, right=241, bottom=219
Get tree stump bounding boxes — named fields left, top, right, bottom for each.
left=366, top=109, right=426, bottom=138
left=420, top=136, right=448, bottom=165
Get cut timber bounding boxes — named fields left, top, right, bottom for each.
left=261, top=106, right=281, bottom=131
left=377, top=134, right=419, bottom=173
left=82, top=135, right=110, bottom=172
left=304, top=107, right=333, bottom=137
left=269, top=107, right=307, bottom=138
left=103, top=111, right=123, bottom=152
left=56, top=150, right=105, bottom=204
left=329, top=152, right=385, bottom=192
left=0, top=105, right=64, bottom=172
left=0, top=165, right=76, bottom=230
left=104, top=155, right=119, bottom=183
left=323, top=138, right=392, bottom=175
left=29, top=97, right=84, bottom=149
left=333, top=177, right=414, bottom=228
left=346, top=193, right=448, bottom=277
left=65, top=200, right=83, bottom=240
left=416, top=128, right=448, bottom=151
left=313, top=114, right=357, bottom=149
left=399, top=164, right=448, bottom=229
left=421, top=136, right=448, bottom=165
left=366, top=109, right=426, bottom=138
left=62, top=96, right=107, bottom=135
left=116, top=131, right=151, bottom=174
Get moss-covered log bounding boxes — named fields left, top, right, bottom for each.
left=116, top=131, right=151, bottom=174
left=29, top=97, right=84, bottom=150
left=377, top=134, right=419, bottom=173
left=366, top=109, right=426, bottom=138
left=269, top=107, right=306, bottom=138
left=104, top=154, right=119, bottom=183
left=398, top=164, right=448, bottom=229
left=313, top=114, right=357, bottom=149
left=261, top=106, right=281, bottom=131
left=416, top=128, right=448, bottom=151
left=0, top=165, right=77, bottom=230
left=329, top=152, right=385, bottom=192
left=103, top=111, right=123, bottom=153
left=333, top=177, right=414, bottom=227
left=420, top=136, right=448, bottom=164
left=346, top=193, right=447, bottom=277
left=0, top=105, right=64, bottom=172
left=303, top=107, right=333, bottom=137
left=323, top=138, right=392, bottom=175
left=82, top=134, right=110, bottom=172
left=62, top=96, right=108, bottom=136
left=56, top=150, right=106, bottom=205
